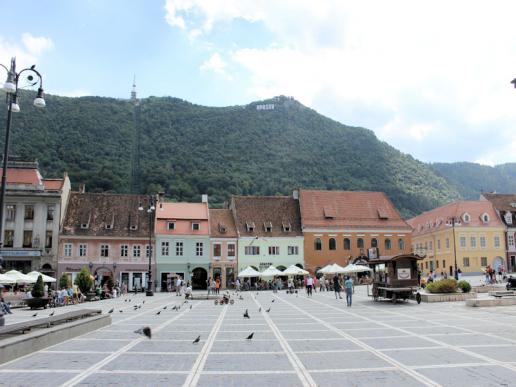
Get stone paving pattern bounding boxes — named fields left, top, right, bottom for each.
left=1, top=286, right=516, bottom=386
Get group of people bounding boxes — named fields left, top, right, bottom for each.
left=484, top=265, right=506, bottom=284
left=206, top=277, right=221, bottom=295
left=165, top=276, right=192, bottom=298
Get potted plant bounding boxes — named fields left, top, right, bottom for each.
left=59, top=273, right=70, bottom=289
left=74, top=267, right=94, bottom=301
left=26, top=274, right=50, bottom=309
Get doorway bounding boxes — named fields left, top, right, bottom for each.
left=191, top=267, right=208, bottom=290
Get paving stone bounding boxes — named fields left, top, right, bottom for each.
left=0, top=371, right=79, bottom=386
left=0, top=352, right=109, bottom=370
left=417, top=365, right=516, bottom=387
left=310, top=370, right=426, bottom=387
left=203, top=353, right=292, bottom=371
left=46, top=339, right=131, bottom=352
left=102, top=353, right=197, bottom=371
left=464, top=345, right=516, bottom=362
left=360, top=336, right=436, bottom=350
left=77, top=372, right=187, bottom=386
left=287, top=338, right=362, bottom=352
left=211, top=338, right=283, bottom=352
left=129, top=340, right=203, bottom=353
left=385, top=348, right=481, bottom=366
left=196, top=373, right=301, bottom=387
left=298, top=350, right=391, bottom=370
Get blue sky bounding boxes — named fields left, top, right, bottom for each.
left=2, top=0, right=516, bottom=165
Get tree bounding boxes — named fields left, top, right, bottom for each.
left=74, top=267, right=93, bottom=294
left=59, top=273, right=70, bottom=289
left=31, top=274, right=44, bottom=298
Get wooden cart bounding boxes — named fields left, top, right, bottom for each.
left=368, top=254, right=422, bottom=304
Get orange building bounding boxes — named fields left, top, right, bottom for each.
left=299, top=190, right=412, bottom=273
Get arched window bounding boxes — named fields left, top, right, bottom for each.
left=357, top=238, right=364, bottom=248
left=329, top=238, right=336, bottom=250
left=343, top=238, right=351, bottom=250
left=314, top=238, right=322, bottom=251
left=384, top=238, right=392, bottom=250
left=398, top=238, right=405, bottom=250
left=371, top=238, right=378, bottom=248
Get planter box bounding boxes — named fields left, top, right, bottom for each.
left=472, top=285, right=506, bottom=293
left=420, top=292, right=477, bottom=303
left=25, top=298, right=50, bottom=309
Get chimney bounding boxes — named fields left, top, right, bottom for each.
left=201, top=194, right=208, bottom=203
left=78, top=184, right=86, bottom=194
left=292, top=190, right=299, bottom=200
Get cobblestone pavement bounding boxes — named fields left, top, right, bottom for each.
left=1, top=287, right=516, bottom=387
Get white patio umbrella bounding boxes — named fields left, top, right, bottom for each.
left=237, top=266, right=261, bottom=278
left=4, top=270, right=36, bottom=284
left=0, top=273, right=16, bottom=284
left=282, top=265, right=309, bottom=276
left=259, top=265, right=284, bottom=277
left=27, top=271, right=57, bottom=283
left=341, top=264, right=373, bottom=274
left=319, top=263, right=347, bottom=274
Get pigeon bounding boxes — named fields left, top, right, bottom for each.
left=193, top=335, right=201, bottom=344
left=190, top=304, right=193, bottom=309
left=243, top=309, right=250, bottom=319
left=142, top=300, right=145, bottom=304
left=108, top=308, right=114, bottom=314
left=119, top=310, right=123, bottom=313
left=266, top=308, right=271, bottom=313
left=32, top=313, right=37, bottom=317
left=172, top=305, right=177, bottom=311
left=258, top=307, right=261, bottom=312
left=124, top=299, right=127, bottom=302
left=184, top=300, right=188, bottom=304
left=156, top=311, right=161, bottom=315
left=239, top=296, right=244, bottom=300
left=256, top=292, right=259, bottom=296
left=49, top=311, right=55, bottom=317
left=138, top=305, right=142, bottom=309
left=271, top=299, right=275, bottom=303
left=246, top=332, right=254, bottom=340
left=128, top=299, right=132, bottom=302
left=163, top=306, right=167, bottom=310
left=134, top=326, right=152, bottom=339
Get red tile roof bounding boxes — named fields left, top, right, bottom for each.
left=407, top=200, right=504, bottom=237
left=0, top=168, right=41, bottom=185
left=156, top=202, right=208, bottom=220
left=42, top=179, right=64, bottom=191
left=299, top=189, right=410, bottom=229
left=481, top=193, right=516, bottom=212
left=209, top=209, right=237, bottom=238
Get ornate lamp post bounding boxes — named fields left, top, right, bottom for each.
left=0, top=58, right=45, bottom=270
left=139, top=196, right=155, bottom=296
left=446, top=216, right=461, bottom=280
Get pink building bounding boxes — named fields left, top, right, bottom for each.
left=209, top=209, right=237, bottom=289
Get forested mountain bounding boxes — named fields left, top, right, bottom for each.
left=431, top=162, right=516, bottom=199
left=0, top=92, right=462, bottom=217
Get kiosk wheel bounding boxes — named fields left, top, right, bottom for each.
left=416, top=292, right=422, bottom=304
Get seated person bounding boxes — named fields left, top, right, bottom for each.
left=506, top=276, right=516, bottom=290
left=184, top=284, right=193, bottom=299
left=0, top=297, right=12, bottom=314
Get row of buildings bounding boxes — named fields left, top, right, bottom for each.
left=0, top=161, right=514, bottom=290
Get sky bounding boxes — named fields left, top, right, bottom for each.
left=2, top=0, right=516, bottom=165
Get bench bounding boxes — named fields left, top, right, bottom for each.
left=492, top=291, right=516, bottom=298
left=0, top=309, right=102, bottom=336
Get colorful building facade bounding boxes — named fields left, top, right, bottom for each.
left=407, top=201, right=506, bottom=275
left=299, top=189, right=412, bottom=274
left=209, top=209, right=237, bottom=289
left=155, top=197, right=210, bottom=290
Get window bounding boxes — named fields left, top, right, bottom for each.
left=481, top=213, right=490, bottom=223
left=459, top=236, right=466, bottom=248
left=425, top=261, right=428, bottom=269
left=45, top=230, right=53, bottom=248
left=4, top=230, right=13, bottom=247
left=446, top=238, right=450, bottom=249
left=463, top=257, right=470, bottom=267
left=494, top=236, right=501, bottom=248
left=314, top=238, right=322, bottom=251
left=228, top=243, right=236, bottom=257
left=121, top=245, right=128, bottom=257
left=47, top=205, right=55, bottom=221
left=508, top=234, right=515, bottom=247
left=385, top=239, right=392, bottom=250
left=245, top=246, right=260, bottom=255
left=357, top=238, right=364, bottom=249
left=264, top=222, right=272, bottom=232
left=343, top=238, right=350, bottom=250
left=398, top=238, right=405, bottom=250
left=5, top=205, right=15, bottom=221
left=436, top=260, right=439, bottom=268
left=470, top=236, right=476, bottom=248
left=505, top=212, right=513, bottom=225
left=213, top=243, right=221, bottom=257
left=23, top=230, right=32, bottom=247
left=480, top=236, right=486, bottom=248
left=167, top=222, right=175, bottom=231
left=101, top=244, right=109, bottom=257
left=196, top=242, right=203, bottom=256
left=192, top=223, right=200, bottom=231
left=161, top=241, right=169, bottom=256
left=133, top=245, right=141, bottom=258
left=481, top=257, right=487, bottom=266
left=79, top=244, right=87, bottom=257
left=288, top=246, right=299, bottom=255
left=443, top=260, right=446, bottom=268
left=462, top=213, right=470, bottom=223
left=329, top=238, right=336, bottom=250
left=64, top=243, right=72, bottom=257
left=176, top=242, right=183, bottom=256
left=268, top=246, right=280, bottom=255
left=246, top=222, right=255, bottom=232
left=24, top=205, right=34, bottom=220
left=429, top=241, right=433, bottom=250
left=371, top=238, right=378, bottom=248
left=282, top=222, right=291, bottom=232
left=437, top=239, right=441, bottom=250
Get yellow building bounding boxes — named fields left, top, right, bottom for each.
left=407, top=201, right=506, bottom=276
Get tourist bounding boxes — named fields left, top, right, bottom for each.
left=345, top=276, right=353, bottom=307
left=306, top=275, right=314, bottom=297
left=235, top=278, right=241, bottom=292
left=43, top=283, right=48, bottom=298
left=427, top=271, right=434, bottom=283
left=0, top=297, right=12, bottom=314
left=184, top=282, right=192, bottom=299
left=175, top=276, right=182, bottom=296
left=417, top=270, right=422, bottom=287
left=457, top=268, right=462, bottom=280
left=215, top=277, right=220, bottom=295
left=333, top=274, right=342, bottom=299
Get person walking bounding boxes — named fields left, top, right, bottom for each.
left=176, top=276, right=182, bottom=296
left=215, top=277, right=220, bottom=295
left=306, top=275, right=314, bottom=297
left=333, top=274, right=342, bottom=299
left=344, top=276, right=354, bottom=307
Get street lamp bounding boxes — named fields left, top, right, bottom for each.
left=446, top=216, right=462, bottom=280
left=0, top=58, right=45, bottom=259
left=112, top=262, right=117, bottom=285
left=138, top=195, right=155, bottom=296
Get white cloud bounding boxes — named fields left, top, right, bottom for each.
left=0, top=33, right=53, bottom=71
left=21, top=33, right=54, bottom=56
left=200, top=52, right=230, bottom=78
left=165, top=0, right=516, bottom=163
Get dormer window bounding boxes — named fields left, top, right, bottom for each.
left=168, top=222, right=176, bottom=231
left=130, top=225, right=138, bottom=231
left=282, top=221, right=291, bottom=232
left=192, top=222, right=200, bottom=231
left=80, top=223, right=89, bottom=229
left=504, top=212, right=513, bottom=225
left=218, top=223, right=227, bottom=233
left=480, top=213, right=490, bottom=223
left=377, top=208, right=389, bottom=220
left=462, top=213, right=471, bottom=223
left=246, top=221, right=255, bottom=232
left=264, top=221, right=272, bottom=232
left=323, top=206, right=336, bottom=219
left=105, top=224, right=113, bottom=230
